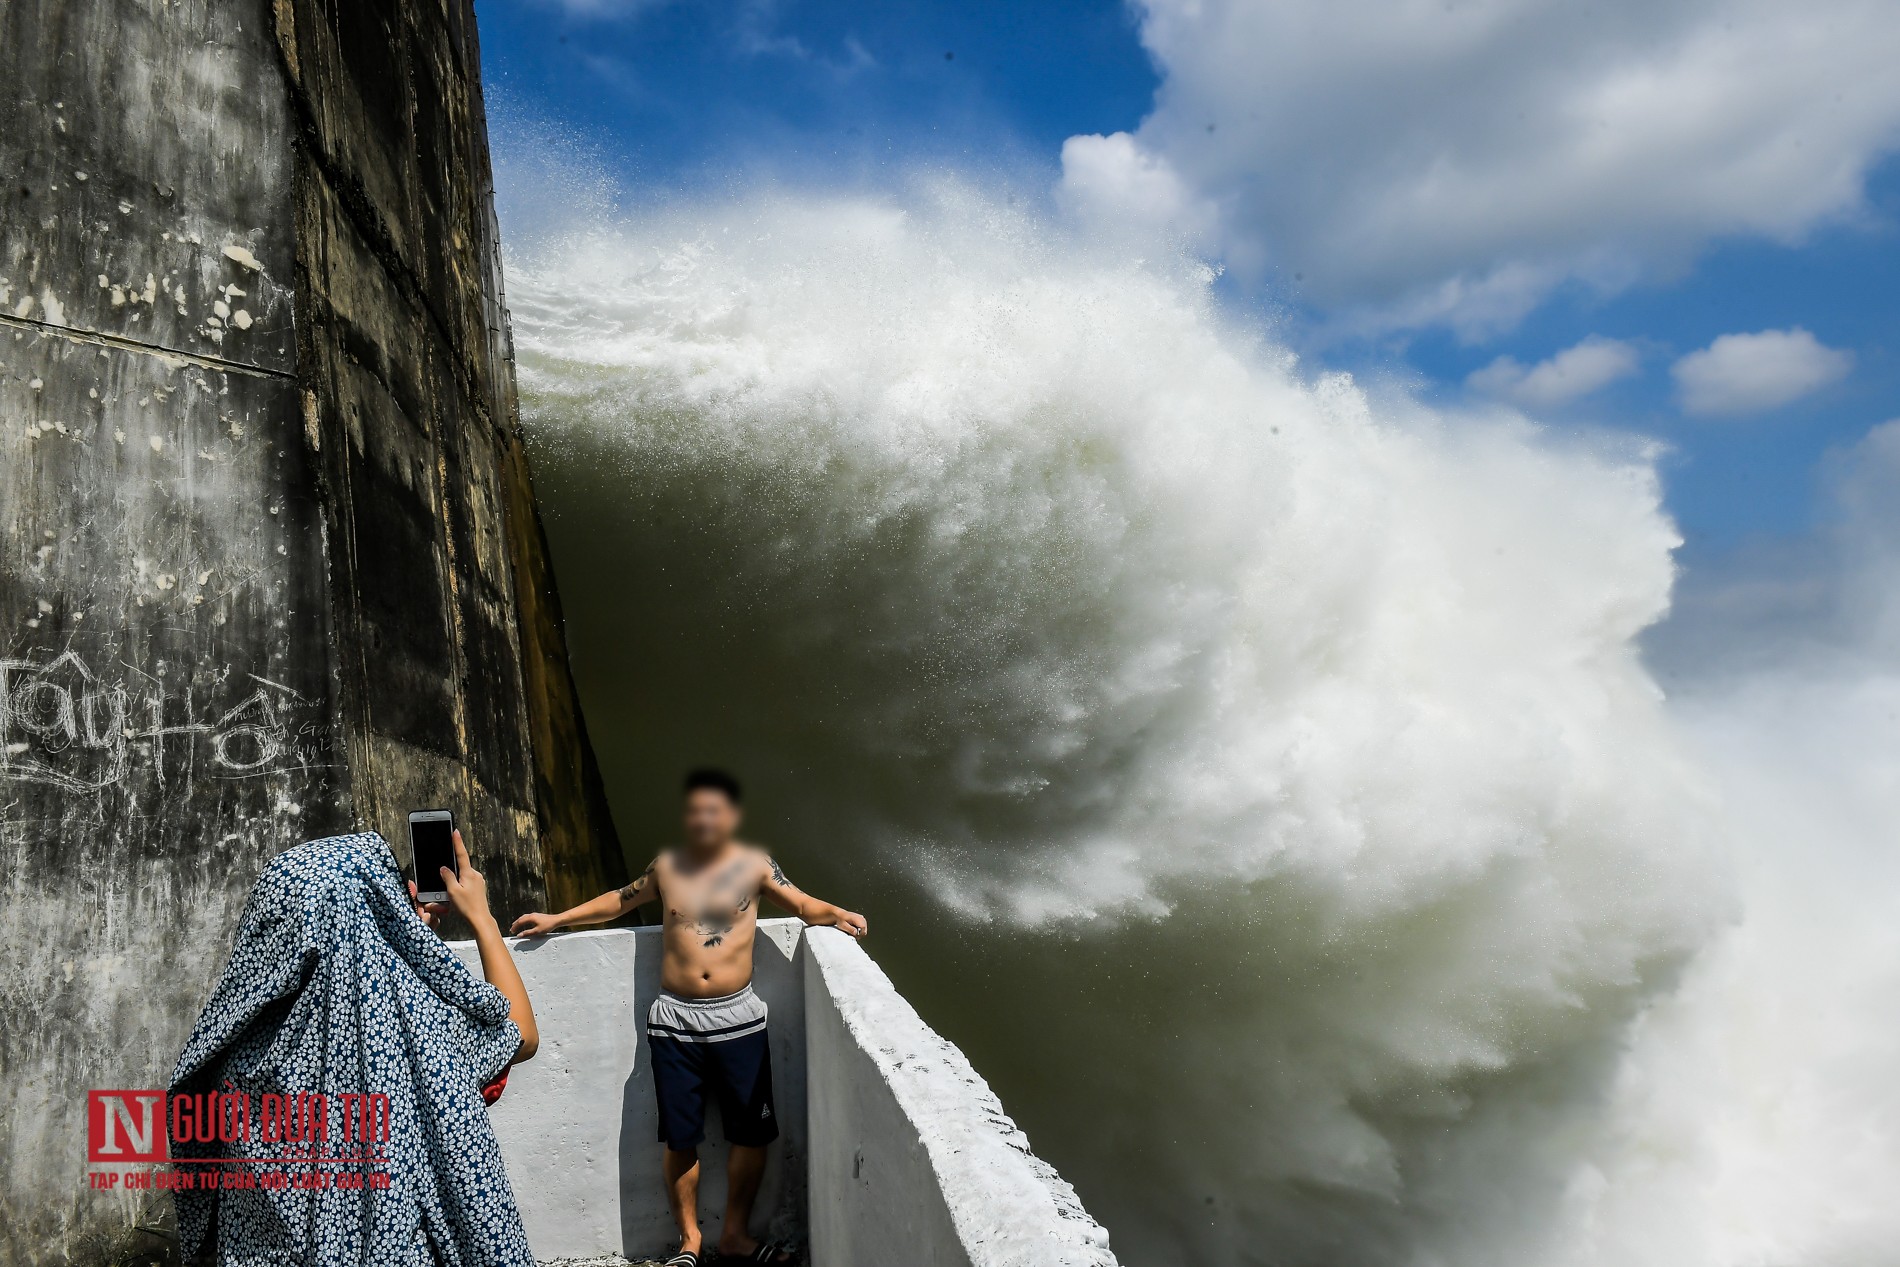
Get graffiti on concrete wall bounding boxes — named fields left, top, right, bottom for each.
left=0, top=647, right=324, bottom=792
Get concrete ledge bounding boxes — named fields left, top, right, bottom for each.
left=804, top=928, right=1116, bottom=1267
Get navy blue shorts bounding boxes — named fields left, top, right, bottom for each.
left=649, top=1030, right=778, bottom=1151
left=647, top=988, right=779, bottom=1151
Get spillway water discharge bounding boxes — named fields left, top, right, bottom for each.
left=497, top=159, right=1900, bottom=1266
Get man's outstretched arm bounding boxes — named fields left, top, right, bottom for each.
left=760, top=854, right=868, bottom=937
left=511, top=858, right=660, bottom=937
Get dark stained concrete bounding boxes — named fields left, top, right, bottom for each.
left=0, top=0, right=624, bottom=1260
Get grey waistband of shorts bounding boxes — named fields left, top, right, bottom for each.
left=659, top=985, right=756, bottom=1009
left=647, top=983, right=767, bottom=1043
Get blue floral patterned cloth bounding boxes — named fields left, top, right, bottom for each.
left=170, top=832, right=533, bottom=1267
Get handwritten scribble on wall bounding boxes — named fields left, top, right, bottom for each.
left=0, top=648, right=324, bottom=793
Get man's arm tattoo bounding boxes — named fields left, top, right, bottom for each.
left=768, top=856, right=792, bottom=889
left=617, top=860, right=656, bottom=903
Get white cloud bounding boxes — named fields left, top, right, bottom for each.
left=1056, top=132, right=1220, bottom=251
left=1063, top=0, right=1900, bottom=335
left=1672, top=328, right=1853, bottom=416
left=1469, top=336, right=1641, bottom=410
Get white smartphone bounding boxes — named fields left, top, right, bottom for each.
left=409, top=809, right=456, bottom=904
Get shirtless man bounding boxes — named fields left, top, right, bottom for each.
left=511, top=768, right=867, bottom=1267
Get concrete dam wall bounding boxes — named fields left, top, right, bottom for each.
left=0, top=0, right=625, bottom=1260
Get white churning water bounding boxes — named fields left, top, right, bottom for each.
left=498, top=158, right=1900, bottom=1267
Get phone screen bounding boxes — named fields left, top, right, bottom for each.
left=410, top=814, right=456, bottom=898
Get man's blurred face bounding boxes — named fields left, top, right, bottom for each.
left=683, top=789, right=740, bottom=849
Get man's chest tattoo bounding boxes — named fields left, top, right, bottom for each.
left=666, top=856, right=760, bottom=947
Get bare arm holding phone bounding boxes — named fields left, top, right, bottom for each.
left=410, top=829, right=540, bottom=1062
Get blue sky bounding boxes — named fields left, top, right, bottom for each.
left=475, top=0, right=1900, bottom=570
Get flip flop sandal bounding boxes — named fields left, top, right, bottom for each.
left=745, top=1244, right=798, bottom=1265
left=664, top=1253, right=701, bottom=1267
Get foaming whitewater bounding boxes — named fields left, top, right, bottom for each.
left=496, top=172, right=1895, bottom=1264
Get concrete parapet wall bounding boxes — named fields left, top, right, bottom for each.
left=803, top=929, right=1117, bottom=1267
left=455, top=923, right=1114, bottom=1267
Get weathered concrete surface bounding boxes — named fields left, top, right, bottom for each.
left=804, top=929, right=1117, bottom=1267
left=0, top=0, right=623, bottom=1260
left=271, top=0, right=624, bottom=910
left=457, top=924, right=1113, bottom=1267
left=450, top=922, right=808, bottom=1261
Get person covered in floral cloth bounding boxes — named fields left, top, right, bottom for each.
left=170, top=831, right=540, bottom=1267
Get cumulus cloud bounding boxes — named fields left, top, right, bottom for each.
left=1065, top=0, right=1900, bottom=334
left=1056, top=132, right=1220, bottom=251
left=1469, top=336, right=1642, bottom=410
left=1672, top=328, right=1853, bottom=416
